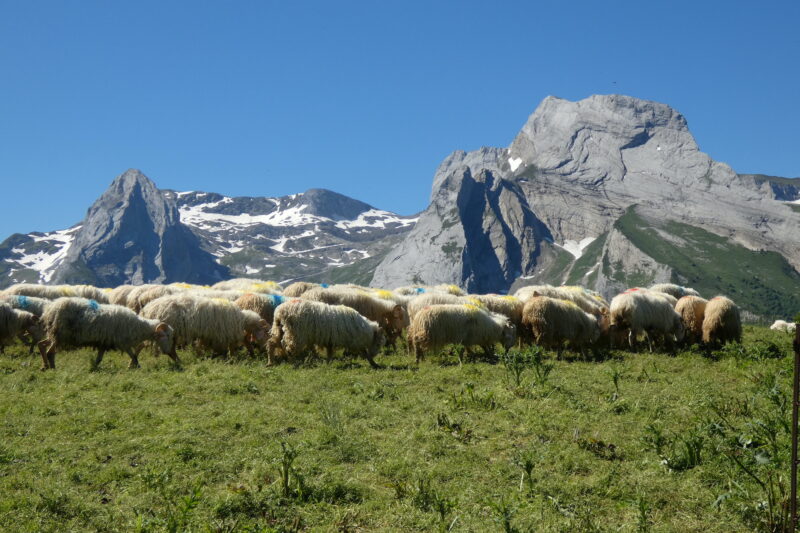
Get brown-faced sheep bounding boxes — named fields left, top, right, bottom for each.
left=268, top=298, right=384, bottom=367
left=702, top=296, right=741, bottom=347
left=521, top=296, right=600, bottom=356
left=39, top=298, right=176, bottom=370
left=407, top=304, right=516, bottom=363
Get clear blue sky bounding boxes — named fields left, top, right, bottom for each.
left=1, top=0, right=798, bottom=237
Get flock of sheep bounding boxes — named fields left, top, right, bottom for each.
left=0, top=278, right=791, bottom=371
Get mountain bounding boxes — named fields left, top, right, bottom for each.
left=0, top=170, right=417, bottom=287
left=372, top=94, right=800, bottom=318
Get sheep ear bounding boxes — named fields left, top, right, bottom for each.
left=392, top=305, right=403, bottom=318
left=30, top=315, right=40, bottom=323
left=155, top=322, right=168, bottom=333
left=259, top=319, right=268, bottom=327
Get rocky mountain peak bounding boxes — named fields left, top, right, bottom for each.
left=297, top=188, right=374, bottom=220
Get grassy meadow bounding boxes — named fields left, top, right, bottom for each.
left=0, top=326, right=797, bottom=532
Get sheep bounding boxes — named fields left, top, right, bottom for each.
left=406, top=292, right=485, bottom=320
left=514, top=285, right=607, bottom=316
left=39, top=297, right=176, bottom=370
left=268, top=298, right=384, bottom=367
left=234, top=292, right=285, bottom=323
left=185, top=289, right=245, bottom=301
left=393, top=286, right=429, bottom=296
left=3, top=283, right=109, bottom=303
left=283, top=281, right=320, bottom=297
left=0, top=303, right=44, bottom=357
left=609, top=289, right=684, bottom=350
left=212, top=278, right=282, bottom=294
left=301, top=286, right=409, bottom=347
left=407, top=304, right=516, bottom=363
left=770, top=320, right=797, bottom=334
left=702, top=296, right=741, bottom=347
left=520, top=296, right=600, bottom=357
left=140, top=295, right=269, bottom=357
left=0, top=295, right=51, bottom=353
left=675, top=296, right=708, bottom=344
left=108, top=284, right=137, bottom=306
left=648, top=283, right=701, bottom=299
left=128, top=285, right=183, bottom=313
left=471, top=294, right=524, bottom=330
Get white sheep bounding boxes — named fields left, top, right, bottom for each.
left=648, top=283, right=701, bottom=299
left=0, top=295, right=51, bottom=354
left=609, top=289, right=684, bottom=350
left=3, top=283, right=110, bottom=303
left=514, top=285, right=607, bottom=316
left=212, top=278, right=283, bottom=294
left=39, top=297, right=176, bottom=370
left=702, top=296, right=742, bottom=347
left=521, top=296, right=600, bottom=356
left=0, top=303, right=43, bottom=358
left=268, top=298, right=384, bottom=367
left=140, top=294, right=268, bottom=357
left=770, top=320, right=797, bottom=334
left=675, top=295, right=708, bottom=344
left=407, top=304, right=516, bottom=363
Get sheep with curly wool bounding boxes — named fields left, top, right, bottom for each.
left=268, top=298, right=384, bottom=367
left=407, top=304, right=516, bottom=363
left=234, top=292, right=285, bottom=323
left=301, top=286, right=408, bottom=347
left=675, top=295, right=708, bottom=344
left=609, top=289, right=684, bottom=350
left=514, top=285, right=607, bottom=316
left=0, top=295, right=51, bottom=354
left=472, top=294, right=524, bottom=330
left=648, top=283, right=701, bottom=299
left=128, top=285, right=183, bottom=313
left=521, top=296, right=600, bottom=356
left=39, top=297, right=176, bottom=370
left=702, top=296, right=741, bottom=347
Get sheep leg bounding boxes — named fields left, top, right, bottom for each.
left=37, top=340, right=52, bottom=370
left=125, top=348, right=140, bottom=369
left=94, top=348, right=107, bottom=369
left=364, top=352, right=381, bottom=369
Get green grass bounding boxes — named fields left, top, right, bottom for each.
left=0, top=327, right=797, bottom=532
left=615, top=206, right=800, bottom=319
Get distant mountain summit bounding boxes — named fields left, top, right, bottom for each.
left=372, top=94, right=800, bottom=318
left=0, top=170, right=417, bottom=287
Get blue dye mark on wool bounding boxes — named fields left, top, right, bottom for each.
left=15, top=295, right=29, bottom=309
left=88, top=299, right=100, bottom=311
left=321, top=283, right=329, bottom=288
left=267, top=294, right=285, bottom=307
left=416, top=287, right=426, bottom=294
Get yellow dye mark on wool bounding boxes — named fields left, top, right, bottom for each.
left=375, top=290, right=394, bottom=300
left=445, top=285, right=462, bottom=295
left=60, top=287, right=75, bottom=296
left=103, top=288, right=113, bottom=293
left=500, top=295, right=519, bottom=302
left=466, top=297, right=486, bottom=308
left=563, top=300, right=580, bottom=309
left=463, top=304, right=481, bottom=312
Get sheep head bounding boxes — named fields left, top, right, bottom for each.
left=501, top=322, right=517, bottom=351
left=154, top=322, right=176, bottom=357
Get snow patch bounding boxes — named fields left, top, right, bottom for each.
left=556, top=237, right=596, bottom=259
left=509, top=157, right=523, bottom=172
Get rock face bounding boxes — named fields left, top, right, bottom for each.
left=51, top=169, right=229, bottom=286
left=372, top=94, right=800, bottom=312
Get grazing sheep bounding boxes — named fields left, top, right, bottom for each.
left=301, top=286, right=409, bottom=347
left=407, top=304, right=516, bottom=363
left=648, top=283, right=701, bottom=299
left=128, top=285, right=182, bottom=313
left=675, top=296, right=708, bottom=344
left=212, top=278, right=282, bottom=294
left=702, top=296, right=742, bottom=347
left=185, top=289, right=245, bottom=301
left=770, top=320, right=797, bottom=334
left=3, top=283, right=109, bottom=303
left=609, top=289, right=684, bottom=350
left=406, top=292, right=475, bottom=319
left=0, top=303, right=43, bottom=356
left=283, top=282, right=319, bottom=297
left=521, top=296, right=600, bottom=356
left=268, top=299, right=384, bottom=367
left=514, top=285, right=607, bottom=316
left=471, top=294, right=524, bottom=330
left=234, top=292, right=285, bottom=323
left=39, top=298, right=176, bottom=370
left=140, top=295, right=268, bottom=357
left=108, top=285, right=137, bottom=306
left=393, top=286, right=428, bottom=296
left=0, top=295, right=51, bottom=353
